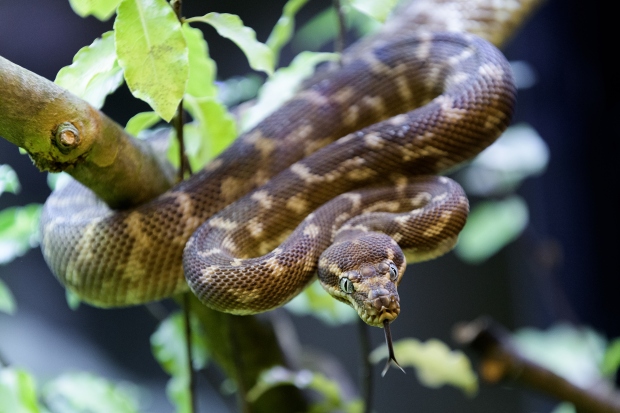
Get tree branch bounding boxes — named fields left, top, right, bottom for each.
left=453, top=317, right=620, bottom=413
left=0, top=56, right=175, bottom=209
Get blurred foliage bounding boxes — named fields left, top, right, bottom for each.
left=0, top=368, right=145, bottom=413
left=1, top=0, right=615, bottom=413
left=247, top=366, right=363, bottom=413
left=150, top=311, right=209, bottom=413
left=369, top=338, right=478, bottom=396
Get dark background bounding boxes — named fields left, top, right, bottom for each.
left=0, top=0, right=617, bottom=412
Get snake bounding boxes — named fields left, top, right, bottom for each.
left=39, top=5, right=517, bottom=371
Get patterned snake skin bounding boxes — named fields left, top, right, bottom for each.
left=40, top=14, right=517, bottom=328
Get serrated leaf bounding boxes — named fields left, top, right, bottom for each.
left=240, top=51, right=339, bottom=131
left=115, top=0, right=189, bottom=121
left=348, top=0, right=399, bottom=22
left=266, top=0, right=309, bottom=62
left=188, top=13, right=274, bottom=76
left=55, top=31, right=124, bottom=109
left=69, top=0, right=121, bottom=20
left=247, top=367, right=363, bottom=413
left=170, top=96, right=237, bottom=171
left=0, top=165, right=20, bottom=196
left=183, top=25, right=217, bottom=99
left=0, top=278, right=16, bottom=314
left=370, top=338, right=478, bottom=396
left=42, top=372, right=141, bottom=413
left=151, top=311, right=209, bottom=413
left=285, top=280, right=357, bottom=326
left=0, top=204, right=42, bottom=265
left=454, top=196, right=528, bottom=264
left=0, top=368, right=41, bottom=413
left=125, top=111, right=161, bottom=136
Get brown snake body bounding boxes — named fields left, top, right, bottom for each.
left=40, top=28, right=516, bottom=328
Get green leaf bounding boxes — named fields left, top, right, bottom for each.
left=347, top=0, right=399, bottom=22
left=285, top=280, right=357, bottom=326
left=266, top=0, right=310, bottom=62
left=188, top=13, right=274, bottom=76
left=55, top=31, right=124, bottom=109
left=240, top=51, right=339, bottom=131
left=454, top=196, right=528, bottom=264
left=183, top=25, right=217, bottom=99
left=369, top=338, right=478, bottom=396
left=513, top=323, right=608, bottom=389
left=46, top=172, right=72, bottom=192
left=291, top=7, right=337, bottom=52
left=69, top=0, right=121, bottom=20
left=151, top=311, right=208, bottom=413
left=291, top=5, right=379, bottom=52
left=0, top=278, right=16, bottom=314
left=551, top=402, right=577, bottom=413
left=602, top=338, right=620, bottom=378
left=169, top=96, right=237, bottom=171
left=65, top=289, right=82, bottom=311
left=0, top=204, right=42, bottom=266
left=125, top=111, right=161, bottom=136
left=247, top=367, right=362, bottom=413
left=42, top=372, right=141, bottom=413
left=0, top=368, right=41, bottom=413
left=115, top=0, right=189, bottom=121
left=0, top=165, right=20, bottom=196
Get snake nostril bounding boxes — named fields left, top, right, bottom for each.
left=368, top=288, right=390, bottom=300
left=372, top=295, right=393, bottom=311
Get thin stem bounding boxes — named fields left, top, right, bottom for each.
left=182, top=293, right=197, bottom=413
left=228, top=315, right=251, bottom=413
left=357, top=318, right=373, bottom=413
left=0, top=348, right=9, bottom=367
left=332, top=0, right=347, bottom=64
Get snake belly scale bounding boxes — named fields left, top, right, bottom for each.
left=40, top=32, right=516, bottom=325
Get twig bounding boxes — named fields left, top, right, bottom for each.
left=332, top=0, right=347, bottom=64
left=181, top=293, right=197, bottom=413
left=227, top=315, right=251, bottom=413
left=357, top=318, right=373, bottom=413
left=170, top=3, right=197, bottom=412
left=0, top=348, right=9, bottom=367
left=453, top=317, right=620, bottom=413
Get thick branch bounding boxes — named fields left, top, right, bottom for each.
left=0, top=56, right=175, bottom=209
left=453, top=317, right=620, bottom=413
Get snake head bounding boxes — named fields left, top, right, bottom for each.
left=317, top=231, right=406, bottom=327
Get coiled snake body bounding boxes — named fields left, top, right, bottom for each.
left=40, top=30, right=516, bottom=330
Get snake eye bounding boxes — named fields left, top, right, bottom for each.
left=388, top=263, right=399, bottom=280
left=339, top=277, right=354, bottom=294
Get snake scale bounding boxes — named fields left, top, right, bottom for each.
left=39, top=4, right=517, bottom=341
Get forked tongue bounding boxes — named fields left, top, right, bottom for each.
left=382, top=319, right=405, bottom=376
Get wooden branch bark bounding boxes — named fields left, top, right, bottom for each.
left=454, top=317, right=620, bottom=413
left=0, top=56, right=175, bottom=209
